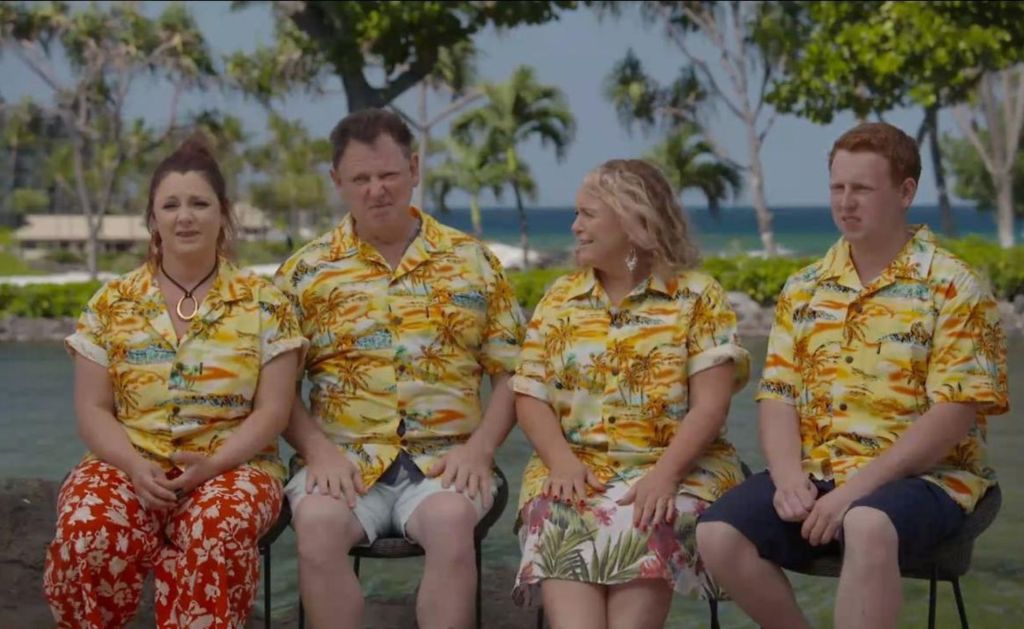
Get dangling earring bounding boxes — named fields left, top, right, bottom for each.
left=625, top=247, right=638, bottom=273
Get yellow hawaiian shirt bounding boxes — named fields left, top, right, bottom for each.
left=757, top=225, right=1009, bottom=512
left=513, top=268, right=751, bottom=516
left=65, top=260, right=307, bottom=481
left=274, top=208, right=526, bottom=489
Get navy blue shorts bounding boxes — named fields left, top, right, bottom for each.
left=699, top=471, right=965, bottom=569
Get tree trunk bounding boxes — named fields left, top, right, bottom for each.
left=513, top=183, right=530, bottom=270
left=469, top=193, right=483, bottom=238
left=342, top=74, right=378, bottom=112
left=995, top=172, right=1015, bottom=248
left=415, top=82, right=429, bottom=212
left=745, top=124, right=776, bottom=256
left=86, top=217, right=99, bottom=279
left=925, top=107, right=956, bottom=237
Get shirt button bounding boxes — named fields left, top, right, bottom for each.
left=608, top=416, right=617, bottom=424
left=851, top=303, right=863, bottom=314
left=611, top=368, right=620, bottom=376
left=845, top=356, right=854, bottom=364
left=839, top=403, right=848, bottom=411
left=171, top=405, right=180, bottom=414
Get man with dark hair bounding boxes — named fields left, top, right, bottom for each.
left=696, top=122, right=1009, bottom=629
left=275, top=108, right=525, bottom=629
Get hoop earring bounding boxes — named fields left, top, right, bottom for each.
left=625, top=247, right=638, bottom=273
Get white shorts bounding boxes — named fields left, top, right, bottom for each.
left=285, top=462, right=498, bottom=544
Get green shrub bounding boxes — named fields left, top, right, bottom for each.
left=2, top=241, right=1019, bottom=320
left=508, top=267, right=571, bottom=311
left=942, top=236, right=1024, bottom=300
left=0, top=281, right=102, bottom=318
left=701, top=255, right=813, bottom=305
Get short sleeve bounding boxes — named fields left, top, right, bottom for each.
left=511, top=288, right=554, bottom=402
left=925, top=271, right=1009, bottom=416
left=756, top=276, right=804, bottom=405
left=64, top=283, right=112, bottom=367
left=258, top=282, right=309, bottom=368
left=685, top=278, right=750, bottom=392
left=477, top=247, right=527, bottom=375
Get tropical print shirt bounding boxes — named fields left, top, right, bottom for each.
left=65, top=260, right=307, bottom=480
left=274, top=208, right=526, bottom=489
left=757, top=225, right=1009, bottom=511
left=513, top=268, right=751, bottom=515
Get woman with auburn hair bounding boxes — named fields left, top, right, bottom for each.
left=512, top=159, right=750, bottom=627
left=43, top=134, right=307, bottom=628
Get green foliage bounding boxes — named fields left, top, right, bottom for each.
left=645, top=124, right=742, bottom=215
left=0, top=280, right=102, bottom=318
left=508, top=266, right=568, bottom=311
left=942, top=236, right=1024, bottom=299
left=768, top=1, right=1024, bottom=122
left=228, top=1, right=576, bottom=110
left=943, top=131, right=1024, bottom=216
left=9, top=188, right=50, bottom=214
left=700, top=255, right=814, bottom=305
left=8, top=243, right=1020, bottom=320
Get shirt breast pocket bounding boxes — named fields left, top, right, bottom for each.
left=874, top=312, right=935, bottom=413
left=435, top=289, right=487, bottom=351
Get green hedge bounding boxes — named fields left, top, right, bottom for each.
left=942, top=236, right=1024, bottom=301
left=3, top=241, right=1022, bottom=319
left=0, top=281, right=103, bottom=318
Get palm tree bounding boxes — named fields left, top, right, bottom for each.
left=451, top=65, right=576, bottom=268
left=246, top=113, right=332, bottom=250
left=427, top=135, right=504, bottom=238
left=391, top=40, right=484, bottom=212
left=645, top=123, right=742, bottom=219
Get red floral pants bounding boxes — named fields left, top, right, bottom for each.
left=44, top=458, right=282, bottom=628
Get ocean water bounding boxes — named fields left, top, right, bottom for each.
left=427, top=204, right=1012, bottom=257
left=2, top=337, right=1021, bottom=628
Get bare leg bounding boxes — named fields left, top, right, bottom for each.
left=406, top=492, right=479, bottom=629
left=293, top=494, right=367, bottom=629
left=696, top=521, right=812, bottom=629
left=541, top=580, right=608, bottom=629
left=835, top=506, right=901, bottom=629
left=606, top=579, right=672, bottom=629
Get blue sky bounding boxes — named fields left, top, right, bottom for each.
left=0, top=1, right=967, bottom=209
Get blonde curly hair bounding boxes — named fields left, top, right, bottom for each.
left=580, top=159, right=700, bottom=278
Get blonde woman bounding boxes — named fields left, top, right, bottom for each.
left=513, top=159, right=750, bottom=628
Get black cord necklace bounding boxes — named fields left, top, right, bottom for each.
left=160, top=259, right=218, bottom=321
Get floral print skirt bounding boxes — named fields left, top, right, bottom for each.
left=513, top=481, right=721, bottom=606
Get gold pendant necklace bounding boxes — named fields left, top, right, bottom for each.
left=161, top=259, right=218, bottom=322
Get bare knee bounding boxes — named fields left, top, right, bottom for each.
left=697, top=520, right=751, bottom=565
left=409, top=494, right=477, bottom=562
left=842, top=507, right=898, bottom=567
left=293, top=496, right=364, bottom=567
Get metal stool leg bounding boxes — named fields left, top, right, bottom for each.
left=263, top=546, right=271, bottom=629
left=474, top=538, right=483, bottom=629
left=536, top=607, right=544, bottom=629
left=952, top=578, right=970, bottom=629
left=298, top=600, right=305, bottom=629
left=709, top=598, right=720, bottom=629
left=928, top=568, right=938, bottom=629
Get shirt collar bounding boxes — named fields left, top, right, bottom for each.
left=328, top=206, right=450, bottom=261
left=817, top=224, right=936, bottom=290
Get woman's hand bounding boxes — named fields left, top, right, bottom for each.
left=616, top=465, right=680, bottom=530
left=127, top=458, right=178, bottom=510
left=166, top=451, right=221, bottom=498
left=543, top=454, right=605, bottom=507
